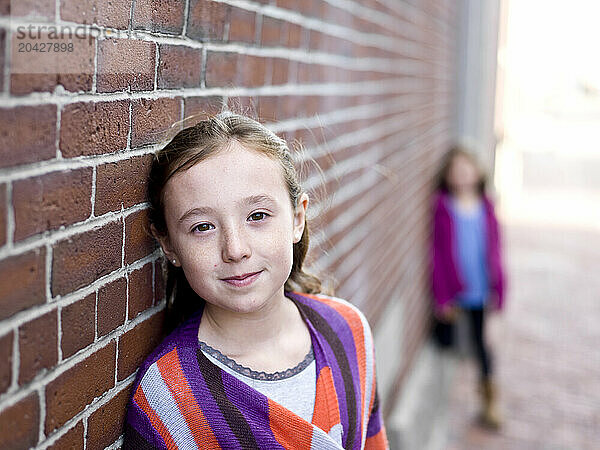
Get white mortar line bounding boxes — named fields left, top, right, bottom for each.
left=11, top=327, right=18, bottom=391
left=38, top=387, right=46, bottom=444
left=182, top=0, right=190, bottom=37
left=0, top=303, right=162, bottom=411
left=0, top=250, right=160, bottom=337
left=5, top=181, right=14, bottom=247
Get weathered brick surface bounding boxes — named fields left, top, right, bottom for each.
left=158, top=45, right=202, bottom=89
left=13, top=168, right=93, bottom=241
left=0, top=248, right=46, bottom=320
left=47, top=421, right=84, bottom=450
left=0, top=331, right=13, bottom=394
left=52, top=221, right=123, bottom=296
left=97, top=39, right=156, bottom=93
left=95, top=154, right=153, bottom=215
left=60, top=100, right=130, bottom=157
left=131, top=97, right=182, bottom=148
left=0, top=392, right=39, bottom=450
left=60, top=0, right=132, bottom=29
left=97, top=277, right=127, bottom=337
left=184, top=96, right=224, bottom=120
left=0, top=105, right=56, bottom=168
left=19, top=309, right=58, bottom=385
left=124, top=208, right=156, bottom=265
left=45, top=341, right=116, bottom=434
left=228, top=7, right=256, bottom=43
left=128, top=263, right=153, bottom=319
left=61, top=293, right=96, bottom=358
left=117, top=311, right=164, bottom=381
left=86, top=384, right=131, bottom=450
left=134, top=0, right=185, bottom=34
left=187, top=0, right=229, bottom=41
left=0, top=1, right=460, bottom=447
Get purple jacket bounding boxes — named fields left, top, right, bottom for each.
left=430, top=190, right=506, bottom=314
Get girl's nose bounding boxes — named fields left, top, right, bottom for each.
left=221, top=225, right=251, bottom=262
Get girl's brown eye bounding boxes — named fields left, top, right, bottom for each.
left=249, top=212, right=268, bottom=221
left=193, top=223, right=214, bottom=233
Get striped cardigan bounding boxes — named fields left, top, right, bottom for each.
left=123, top=291, right=389, bottom=449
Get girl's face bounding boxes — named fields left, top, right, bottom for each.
left=447, top=154, right=480, bottom=193
left=157, top=141, right=308, bottom=314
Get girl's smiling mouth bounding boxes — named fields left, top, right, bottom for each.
left=221, top=271, right=262, bottom=287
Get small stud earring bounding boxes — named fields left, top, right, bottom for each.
left=172, top=259, right=177, bottom=265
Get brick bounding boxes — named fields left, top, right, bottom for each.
left=205, top=51, right=237, bottom=87
left=61, top=0, right=131, bottom=29
left=19, top=309, right=58, bottom=385
left=157, top=45, right=202, bottom=89
left=271, top=58, right=289, bottom=85
left=228, top=7, right=256, bottom=43
left=0, top=392, right=39, bottom=450
left=60, top=100, right=130, bottom=157
left=61, top=293, right=96, bottom=358
left=134, top=0, right=185, bottom=34
left=0, top=248, right=45, bottom=320
left=12, top=168, right=92, bottom=241
left=117, top=311, right=164, bottom=381
left=86, top=385, right=131, bottom=450
left=0, top=184, right=5, bottom=246
left=226, top=96, right=258, bottom=116
left=8, top=0, right=54, bottom=18
left=45, top=341, right=116, bottom=434
left=51, top=221, right=122, bottom=296
left=97, top=39, right=156, bottom=93
left=284, top=23, right=303, bottom=48
left=0, top=331, right=13, bottom=394
left=125, top=209, right=156, bottom=265
left=257, top=96, right=279, bottom=122
left=184, top=96, right=224, bottom=121
left=128, top=263, right=153, bottom=319
left=187, top=0, right=229, bottom=41
left=97, top=277, right=127, bottom=337
left=95, top=154, right=153, bottom=215
left=47, top=421, right=84, bottom=450
left=131, top=97, right=182, bottom=148
left=154, top=259, right=165, bottom=304
left=0, top=105, right=56, bottom=168
left=261, top=16, right=281, bottom=46
left=10, top=31, right=95, bottom=95
left=0, top=30, right=5, bottom=92
left=237, top=55, right=266, bottom=87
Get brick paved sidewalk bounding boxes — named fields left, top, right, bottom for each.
left=444, top=219, right=600, bottom=449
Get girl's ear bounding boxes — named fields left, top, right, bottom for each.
left=293, top=193, right=309, bottom=243
left=150, top=224, right=180, bottom=266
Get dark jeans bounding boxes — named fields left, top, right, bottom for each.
left=465, top=307, right=492, bottom=380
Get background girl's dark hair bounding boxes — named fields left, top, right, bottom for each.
left=434, top=144, right=488, bottom=194
left=147, top=112, right=322, bottom=333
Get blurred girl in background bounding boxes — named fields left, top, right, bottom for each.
left=431, top=145, right=506, bottom=429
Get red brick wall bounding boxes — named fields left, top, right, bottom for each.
left=0, top=0, right=458, bottom=447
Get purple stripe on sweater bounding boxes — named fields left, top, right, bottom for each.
left=289, top=293, right=363, bottom=449
left=221, top=371, right=285, bottom=448
left=176, top=340, right=240, bottom=448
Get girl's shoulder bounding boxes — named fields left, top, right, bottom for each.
left=288, top=291, right=374, bottom=340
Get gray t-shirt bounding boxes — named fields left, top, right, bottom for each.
left=199, top=341, right=316, bottom=423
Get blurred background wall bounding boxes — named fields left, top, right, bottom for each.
left=0, top=1, right=499, bottom=448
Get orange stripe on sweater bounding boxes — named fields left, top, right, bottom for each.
left=156, top=348, right=220, bottom=449
left=133, top=385, right=178, bottom=449
left=365, top=427, right=389, bottom=449
left=312, top=366, right=341, bottom=433
left=303, top=294, right=368, bottom=420
left=268, top=398, right=313, bottom=450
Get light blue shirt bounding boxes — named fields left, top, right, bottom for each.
left=449, top=197, right=489, bottom=309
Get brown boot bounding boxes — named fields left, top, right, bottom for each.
left=478, top=377, right=502, bottom=430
